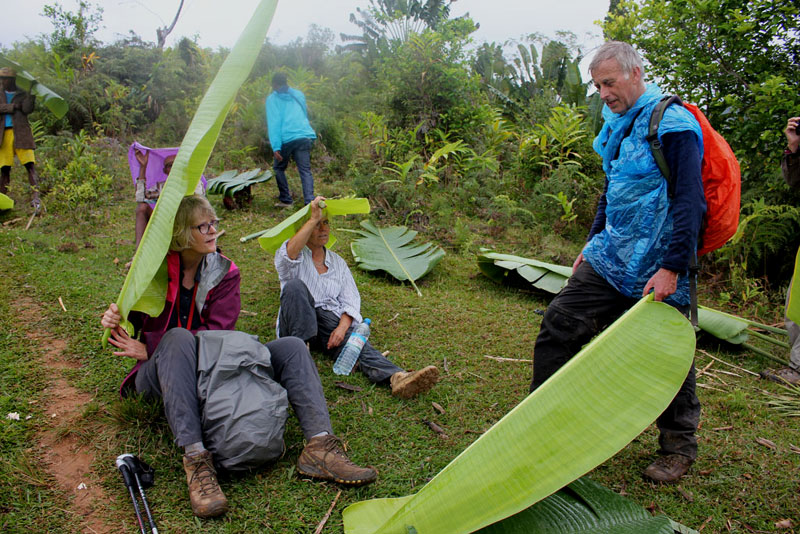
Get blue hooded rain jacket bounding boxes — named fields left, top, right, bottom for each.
left=583, top=83, right=703, bottom=307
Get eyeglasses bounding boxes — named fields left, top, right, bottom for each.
left=193, top=219, right=220, bottom=234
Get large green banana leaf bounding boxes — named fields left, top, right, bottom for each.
left=207, top=168, right=272, bottom=196
left=0, top=56, right=68, bottom=119
left=476, top=476, right=695, bottom=534
left=477, top=249, right=572, bottom=294
left=103, top=0, right=278, bottom=341
left=343, top=296, right=696, bottom=534
left=346, top=220, right=445, bottom=297
left=0, top=192, right=13, bottom=210
left=789, top=246, right=800, bottom=324
left=254, top=198, right=371, bottom=250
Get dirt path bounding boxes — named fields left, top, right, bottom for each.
left=16, top=295, right=117, bottom=533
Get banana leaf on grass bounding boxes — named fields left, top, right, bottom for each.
left=343, top=295, right=696, bottom=534
left=207, top=168, right=272, bottom=196
left=697, top=306, right=790, bottom=366
left=252, top=198, right=371, bottom=250
left=477, top=476, right=697, bottom=534
left=0, top=193, right=13, bottom=210
left=346, top=220, right=445, bottom=297
left=103, top=0, right=279, bottom=342
left=477, top=248, right=572, bottom=294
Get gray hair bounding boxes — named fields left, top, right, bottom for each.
left=170, top=195, right=217, bottom=252
left=589, top=41, right=645, bottom=79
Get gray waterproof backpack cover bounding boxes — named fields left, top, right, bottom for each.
left=195, top=331, right=289, bottom=471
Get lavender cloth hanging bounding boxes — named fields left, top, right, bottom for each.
left=127, top=142, right=207, bottom=205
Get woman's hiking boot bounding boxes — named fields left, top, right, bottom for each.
left=643, top=454, right=693, bottom=483
left=390, top=365, right=439, bottom=399
left=296, top=435, right=377, bottom=486
left=183, top=451, right=228, bottom=518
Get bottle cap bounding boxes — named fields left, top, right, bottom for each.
left=363, top=318, right=371, bottom=325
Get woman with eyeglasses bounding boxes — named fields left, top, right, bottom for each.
left=101, top=195, right=376, bottom=519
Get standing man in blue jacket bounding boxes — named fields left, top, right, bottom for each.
left=530, top=41, right=705, bottom=484
left=266, top=72, right=316, bottom=207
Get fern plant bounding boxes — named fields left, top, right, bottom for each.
left=29, top=119, right=47, bottom=146
left=717, top=199, right=800, bottom=283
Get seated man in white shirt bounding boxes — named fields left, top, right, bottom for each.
left=274, top=197, right=439, bottom=398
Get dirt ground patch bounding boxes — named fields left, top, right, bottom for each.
left=17, top=296, right=117, bottom=534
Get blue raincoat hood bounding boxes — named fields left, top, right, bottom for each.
left=584, top=83, right=703, bottom=306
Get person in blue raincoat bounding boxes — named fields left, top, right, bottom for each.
left=265, top=71, right=316, bottom=207
left=530, top=41, right=705, bottom=484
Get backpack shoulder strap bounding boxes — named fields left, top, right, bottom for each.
left=288, top=90, right=309, bottom=119
left=647, top=94, right=683, bottom=191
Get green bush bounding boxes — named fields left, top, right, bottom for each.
left=527, top=163, right=601, bottom=236
left=40, top=132, right=114, bottom=213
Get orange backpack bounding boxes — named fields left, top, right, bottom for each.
left=647, top=95, right=741, bottom=255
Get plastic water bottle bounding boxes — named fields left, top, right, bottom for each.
left=333, top=318, right=371, bottom=376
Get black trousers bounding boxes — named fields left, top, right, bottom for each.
left=278, top=278, right=403, bottom=383
left=531, top=261, right=701, bottom=460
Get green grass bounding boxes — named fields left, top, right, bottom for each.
left=0, top=153, right=798, bottom=533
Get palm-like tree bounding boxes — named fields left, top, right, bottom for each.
left=339, top=0, right=455, bottom=54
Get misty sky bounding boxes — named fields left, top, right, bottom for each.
left=5, top=0, right=609, bottom=61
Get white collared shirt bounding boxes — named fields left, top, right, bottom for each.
left=274, top=241, right=363, bottom=323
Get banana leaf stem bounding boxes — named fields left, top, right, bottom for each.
left=744, top=321, right=788, bottom=336
left=741, top=343, right=790, bottom=366
left=240, top=229, right=269, bottom=243
left=747, top=329, right=791, bottom=349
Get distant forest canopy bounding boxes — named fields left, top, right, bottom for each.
left=3, top=0, right=799, bottom=283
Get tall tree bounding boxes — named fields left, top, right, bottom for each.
left=156, top=0, right=185, bottom=50
left=42, top=0, right=103, bottom=68
left=603, top=0, right=800, bottom=195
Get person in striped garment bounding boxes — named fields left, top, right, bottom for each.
left=275, top=196, right=439, bottom=399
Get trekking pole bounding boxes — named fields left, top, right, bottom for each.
left=120, top=454, right=158, bottom=534
left=115, top=455, right=147, bottom=534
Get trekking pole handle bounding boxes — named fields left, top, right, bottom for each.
left=116, top=456, right=146, bottom=534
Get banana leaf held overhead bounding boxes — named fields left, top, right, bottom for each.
left=252, top=197, right=372, bottom=249
left=102, top=0, right=280, bottom=342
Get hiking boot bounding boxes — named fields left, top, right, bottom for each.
left=274, top=200, right=293, bottom=208
left=183, top=451, right=228, bottom=518
left=643, top=454, right=693, bottom=484
left=760, top=367, right=800, bottom=386
left=296, top=434, right=377, bottom=486
left=390, top=366, right=439, bottom=399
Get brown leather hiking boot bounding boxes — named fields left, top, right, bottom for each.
left=643, top=454, right=693, bottom=484
left=183, top=451, right=228, bottom=518
left=297, top=435, right=377, bottom=486
left=390, top=365, right=439, bottom=399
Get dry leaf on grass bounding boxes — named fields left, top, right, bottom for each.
left=423, top=420, right=448, bottom=439
left=335, top=382, right=362, bottom=392
left=755, top=437, right=777, bottom=450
